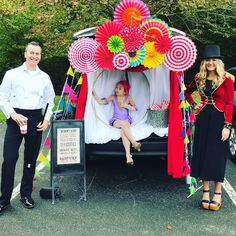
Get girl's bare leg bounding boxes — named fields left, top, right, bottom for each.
left=114, top=120, right=134, bottom=143
left=120, top=129, right=131, bottom=155
left=114, top=121, right=134, bottom=164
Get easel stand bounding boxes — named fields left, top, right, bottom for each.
left=51, top=120, right=86, bottom=204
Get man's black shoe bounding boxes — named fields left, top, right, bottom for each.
left=20, top=197, right=35, bottom=209
left=0, top=202, right=10, bottom=214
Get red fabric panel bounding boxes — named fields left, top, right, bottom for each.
left=167, top=71, right=185, bottom=178
left=75, top=74, right=88, bottom=120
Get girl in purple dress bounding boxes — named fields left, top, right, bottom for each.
left=92, top=80, right=141, bottom=165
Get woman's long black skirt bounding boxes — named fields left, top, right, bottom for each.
left=190, top=104, right=229, bottom=182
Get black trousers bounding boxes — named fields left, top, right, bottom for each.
left=0, top=109, right=42, bottom=203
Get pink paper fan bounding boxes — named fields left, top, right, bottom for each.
left=95, top=21, right=123, bottom=45
left=95, top=45, right=115, bottom=70
left=154, top=36, right=172, bottom=54
left=163, top=36, right=197, bottom=71
left=119, top=26, right=144, bottom=52
left=68, top=38, right=100, bottom=73
left=140, top=18, right=171, bottom=42
left=114, top=0, right=150, bottom=26
left=113, top=53, right=130, bottom=70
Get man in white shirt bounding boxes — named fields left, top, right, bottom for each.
left=0, top=41, right=55, bottom=214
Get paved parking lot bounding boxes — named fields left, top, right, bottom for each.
left=0, top=124, right=236, bottom=236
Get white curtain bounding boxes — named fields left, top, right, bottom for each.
left=84, top=65, right=170, bottom=144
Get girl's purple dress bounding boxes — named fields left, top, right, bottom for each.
left=109, top=96, right=132, bottom=126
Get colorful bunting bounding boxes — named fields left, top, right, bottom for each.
left=63, top=84, right=74, bottom=94
left=58, top=98, right=66, bottom=108
left=35, top=169, right=41, bottom=177
left=184, top=136, right=190, bottom=144
left=44, top=137, right=51, bottom=148
left=37, top=152, right=50, bottom=164
left=179, top=91, right=185, bottom=101
left=67, top=66, right=75, bottom=77
left=68, top=92, right=78, bottom=101
left=67, top=104, right=73, bottom=113
left=77, top=76, right=83, bottom=85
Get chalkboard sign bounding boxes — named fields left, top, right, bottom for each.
left=51, top=120, right=85, bottom=175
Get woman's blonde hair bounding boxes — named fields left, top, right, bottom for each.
left=197, top=59, right=225, bottom=92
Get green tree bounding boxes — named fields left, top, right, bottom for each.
left=0, top=0, right=236, bottom=91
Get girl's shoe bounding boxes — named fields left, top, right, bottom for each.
left=126, top=154, right=134, bottom=165
left=133, top=142, right=141, bottom=152
left=201, top=189, right=210, bottom=210
left=209, top=192, right=222, bottom=211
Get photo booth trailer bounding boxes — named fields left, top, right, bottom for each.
left=73, top=27, right=187, bottom=179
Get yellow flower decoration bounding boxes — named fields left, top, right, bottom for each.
left=142, top=42, right=165, bottom=69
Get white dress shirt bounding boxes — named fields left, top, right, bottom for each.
left=0, top=63, right=55, bottom=120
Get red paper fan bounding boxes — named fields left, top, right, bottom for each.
left=154, top=36, right=172, bottom=54
left=95, top=45, right=115, bottom=70
left=114, top=0, right=150, bottom=26
left=68, top=38, right=100, bottom=73
left=113, top=53, right=130, bottom=70
left=119, top=26, right=144, bottom=52
left=163, top=36, right=197, bottom=71
left=140, top=18, right=171, bottom=42
left=95, top=21, right=123, bottom=45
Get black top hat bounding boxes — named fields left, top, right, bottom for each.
left=202, top=45, right=223, bottom=59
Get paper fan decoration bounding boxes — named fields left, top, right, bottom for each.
left=107, top=35, right=124, bottom=53
left=113, top=53, right=130, bottom=70
left=125, top=47, right=145, bottom=67
left=95, top=21, right=123, bottom=45
left=114, top=0, right=150, bottom=26
left=163, top=36, right=197, bottom=71
left=95, top=44, right=115, bottom=70
left=142, top=42, right=165, bottom=69
left=119, top=26, right=144, bottom=52
left=154, top=36, right=172, bottom=54
left=68, top=38, right=100, bottom=73
left=140, top=18, right=171, bottom=42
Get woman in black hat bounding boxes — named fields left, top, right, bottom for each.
left=185, top=45, right=234, bottom=211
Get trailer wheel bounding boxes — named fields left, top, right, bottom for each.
left=229, top=123, right=236, bottom=163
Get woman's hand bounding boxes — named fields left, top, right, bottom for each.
left=221, top=127, right=230, bottom=141
left=192, top=102, right=203, bottom=110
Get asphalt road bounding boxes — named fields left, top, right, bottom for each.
left=0, top=124, right=236, bottom=236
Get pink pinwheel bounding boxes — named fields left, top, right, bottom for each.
left=68, top=38, right=100, bottom=73
left=113, top=53, right=130, bottom=70
left=164, top=36, right=197, bottom=71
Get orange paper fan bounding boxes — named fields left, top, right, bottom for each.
left=114, top=0, right=150, bottom=26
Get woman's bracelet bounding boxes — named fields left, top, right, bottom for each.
left=223, top=123, right=232, bottom=130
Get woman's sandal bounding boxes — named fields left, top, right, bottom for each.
left=126, top=154, right=134, bottom=165
left=201, top=189, right=210, bottom=210
left=209, top=192, right=222, bottom=211
left=132, top=142, right=141, bottom=152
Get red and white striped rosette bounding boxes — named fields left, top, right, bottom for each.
left=113, top=53, right=130, bottom=70
left=68, top=38, right=100, bottom=73
left=163, top=36, right=197, bottom=72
